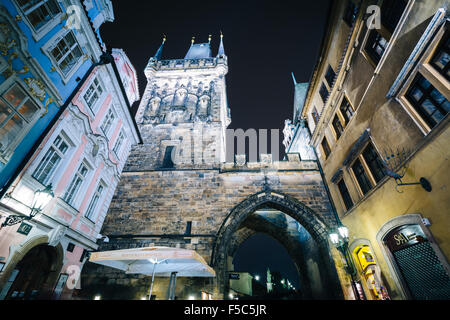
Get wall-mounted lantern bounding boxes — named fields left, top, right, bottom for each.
left=1, top=184, right=54, bottom=228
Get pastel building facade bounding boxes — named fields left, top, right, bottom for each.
left=0, top=0, right=112, bottom=196
left=0, top=0, right=142, bottom=300
left=285, top=0, right=450, bottom=300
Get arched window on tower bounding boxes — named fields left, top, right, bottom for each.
left=162, top=146, right=175, bottom=169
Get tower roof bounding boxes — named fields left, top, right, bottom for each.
left=184, top=37, right=212, bottom=59
left=291, top=72, right=309, bottom=121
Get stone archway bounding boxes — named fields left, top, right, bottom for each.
left=228, top=223, right=313, bottom=298
left=211, top=189, right=343, bottom=299
left=0, top=236, right=64, bottom=300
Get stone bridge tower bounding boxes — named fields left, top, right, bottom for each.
left=78, top=35, right=343, bottom=300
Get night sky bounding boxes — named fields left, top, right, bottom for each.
left=233, top=233, right=300, bottom=290
left=101, top=0, right=331, bottom=294
left=101, top=0, right=331, bottom=140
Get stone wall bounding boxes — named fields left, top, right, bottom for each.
left=76, top=154, right=341, bottom=299
left=102, top=162, right=335, bottom=242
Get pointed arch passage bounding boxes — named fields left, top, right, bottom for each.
left=210, top=189, right=343, bottom=299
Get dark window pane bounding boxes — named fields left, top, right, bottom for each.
left=339, top=96, right=354, bottom=124
left=162, top=146, right=175, bottom=168
left=67, top=243, right=75, bottom=252
left=18, top=99, right=39, bottom=121
left=430, top=32, right=449, bottom=81
left=343, top=0, right=359, bottom=27
left=185, top=221, right=192, bottom=235
left=319, top=83, right=329, bottom=103
left=332, top=115, right=345, bottom=139
left=338, top=179, right=354, bottom=210
left=406, top=74, right=449, bottom=129
left=362, top=143, right=386, bottom=183
left=352, top=158, right=373, bottom=195
left=321, top=138, right=331, bottom=159
left=0, top=99, right=11, bottom=125
left=365, top=30, right=388, bottom=64
left=381, top=0, right=408, bottom=34
left=325, top=65, right=336, bottom=87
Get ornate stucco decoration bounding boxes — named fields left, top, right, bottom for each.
left=24, top=77, right=46, bottom=100
left=0, top=22, right=15, bottom=55
left=0, top=23, right=28, bottom=78
left=2, top=51, right=29, bottom=78
left=48, top=225, right=68, bottom=247
left=24, top=77, right=54, bottom=117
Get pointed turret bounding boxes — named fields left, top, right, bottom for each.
left=217, top=31, right=225, bottom=57
left=291, top=72, right=309, bottom=120
left=154, top=35, right=166, bottom=60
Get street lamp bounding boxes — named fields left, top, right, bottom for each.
left=1, top=184, right=54, bottom=228
left=329, top=224, right=355, bottom=276
left=254, top=275, right=260, bottom=281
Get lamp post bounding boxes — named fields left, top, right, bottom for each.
left=330, top=224, right=360, bottom=299
left=329, top=225, right=355, bottom=275
left=1, top=184, right=54, bottom=228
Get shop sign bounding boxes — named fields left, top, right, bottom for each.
left=384, top=225, right=427, bottom=252
left=17, top=222, right=32, bottom=235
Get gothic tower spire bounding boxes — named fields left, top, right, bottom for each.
left=218, top=31, right=225, bottom=57
left=154, top=35, right=166, bottom=60
left=138, top=34, right=230, bottom=166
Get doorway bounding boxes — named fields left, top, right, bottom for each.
left=5, top=245, right=59, bottom=300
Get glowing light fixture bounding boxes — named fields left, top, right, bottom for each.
left=1, top=184, right=54, bottom=228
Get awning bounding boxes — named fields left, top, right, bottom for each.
left=89, top=246, right=216, bottom=277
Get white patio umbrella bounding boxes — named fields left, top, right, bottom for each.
left=89, top=246, right=216, bottom=299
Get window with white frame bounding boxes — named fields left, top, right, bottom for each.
left=100, top=108, right=115, bottom=136
left=84, top=77, right=103, bottom=110
left=63, top=162, right=89, bottom=207
left=113, top=130, right=125, bottom=156
left=0, top=82, right=40, bottom=158
left=49, top=31, right=83, bottom=77
left=85, top=181, right=105, bottom=221
left=15, top=0, right=61, bottom=31
left=32, top=134, right=69, bottom=186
